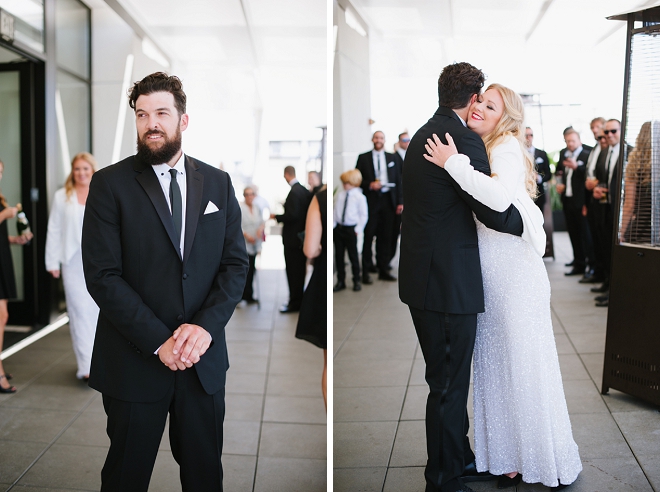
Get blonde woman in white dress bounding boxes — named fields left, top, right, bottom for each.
left=424, top=84, right=581, bottom=491
left=46, top=152, right=100, bottom=380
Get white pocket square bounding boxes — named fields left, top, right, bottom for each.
left=388, top=161, right=395, bottom=168
left=204, top=201, right=219, bottom=214
left=536, top=157, right=544, bottom=164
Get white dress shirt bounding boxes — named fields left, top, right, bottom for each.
left=152, top=152, right=187, bottom=258
left=371, top=150, right=391, bottom=191
left=333, top=187, right=368, bottom=233
left=586, top=144, right=602, bottom=179
left=564, top=145, right=583, bottom=198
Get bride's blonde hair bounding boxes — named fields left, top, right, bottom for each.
left=480, top=83, right=538, bottom=199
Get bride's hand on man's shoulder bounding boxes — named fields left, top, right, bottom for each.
left=423, top=133, right=457, bottom=169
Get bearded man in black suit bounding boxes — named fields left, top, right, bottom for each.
left=272, top=166, right=312, bottom=313
left=524, top=127, right=552, bottom=212
left=82, top=72, right=248, bottom=491
left=355, top=131, right=403, bottom=283
left=399, top=62, right=525, bottom=492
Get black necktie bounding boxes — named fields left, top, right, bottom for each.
left=169, top=168, right=182, bottom=245
left=342, top=192, right=349, bottom=225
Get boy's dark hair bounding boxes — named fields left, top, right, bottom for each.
left=438, top=62, right=485, bottom=109
left=128, top=72, right=187, bottom=116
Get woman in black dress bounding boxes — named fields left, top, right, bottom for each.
left=295, top=186, right=327, bottom=408
left=0, top=159, right=33, bottom=393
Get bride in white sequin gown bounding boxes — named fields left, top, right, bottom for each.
left=425, top=84, right=582, bottom=489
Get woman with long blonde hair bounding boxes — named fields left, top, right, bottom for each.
left=424, top=83, right=581, bottom=491
left=45, top=152, right=100, bottom=381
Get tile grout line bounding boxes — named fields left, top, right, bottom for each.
left=333, top=284, right=378, bottom=358
left=6, top=392, right=98, bottom=491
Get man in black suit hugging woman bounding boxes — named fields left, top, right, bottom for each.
left=272, top=166, right=312, bottom=313
left=355, top=131, right=403, bottom=283
left=399, top=62, right=524, bottom=492
left=82, top=72, right=248, bottom=491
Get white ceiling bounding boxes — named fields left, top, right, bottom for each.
left=348, top=0, right=660, bottom=152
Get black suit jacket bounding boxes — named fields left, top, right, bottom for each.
left=532, top=148, right=551, bottom=204
left=355, top=150, right=403, bottom=210
left=276, top=181, right=312, bottom=247
left=398, top=106, right=523, bottom=314
left=556, top=145, right=592, bottom=208
left=82, top=155, right=248, bottom=402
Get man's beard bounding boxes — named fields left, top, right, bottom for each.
left=136, top=128, right=182, bottom=166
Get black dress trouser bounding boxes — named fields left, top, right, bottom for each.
left=362, top=192, right=395, bottom=274
left=334, top=225, right=360, bottom=283
left=283, top=245, right=307, bottom=310
left=563, top=197, right=588, bottom=271
left=101, top=368, right=225, bottom=492
left=409, top=307, right=476, bottom=492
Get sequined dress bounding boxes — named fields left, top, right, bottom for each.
left=443, top=137, right=582, bottom=487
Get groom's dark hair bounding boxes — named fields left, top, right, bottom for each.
left=438, top=62, right=485, bottom=109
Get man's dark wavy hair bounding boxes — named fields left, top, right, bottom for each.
left=128, top=72, right=187, bottom=116
left=438, top=62, right=485, bottom=109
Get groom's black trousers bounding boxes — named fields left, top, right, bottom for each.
left=410, top=307, right=476, bottom=492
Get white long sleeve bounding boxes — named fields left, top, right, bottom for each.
left=443, top=137, right=524, bottom=213
left=45, top=190, right=65, bottom=271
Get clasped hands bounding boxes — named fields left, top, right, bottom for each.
left=423, top=133, right=458, bottom=168
left=158, top=323, right=211, bottom=371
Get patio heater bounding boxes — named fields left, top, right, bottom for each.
left=601, top=5, right=660, bottom=406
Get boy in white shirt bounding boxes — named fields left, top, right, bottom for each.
left=333, top=169, right=368, bottom=292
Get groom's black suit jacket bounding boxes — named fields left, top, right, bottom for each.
left=82, top=154, right=248, bottom=403
left=399, top=106, right=524, bottom=314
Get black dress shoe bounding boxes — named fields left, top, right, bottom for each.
left=461, top=462, right=496, bottom=482
left=565, top=260, right=575, bottom=267
left=594, top=294, right=609, bottom=302
left=279, top=305, right=299, bottom=313
left=591, top=282, right=609, bottom=293
left=333, top=281, right=346, bottom=292
left=565, top=268, right=584, bottom=276
left=579, top=274, right=604, bottom=284
left=362, top=274, right=373, bottom=285
left=595, top=298, right=609, bottom=307
left=352, top=282, right=362, bottom=292
left=497, top=473, right=522, bottom=489
left=368, top=265, right=378, bottom=273
left=378, top=272, right=397, bottom=281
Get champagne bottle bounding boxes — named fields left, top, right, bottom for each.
left=16, top=203, right=31, bottom=237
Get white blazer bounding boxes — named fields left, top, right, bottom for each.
left=444, top=136, right=547, bottom=257
left=45, top=188, right=84, bottom=270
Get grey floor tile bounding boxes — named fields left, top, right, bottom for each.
left=401, top=385, right=426, bottom=421
left=223, top=454, right=257, bottom=492
left=383, top=466, right=425, bottom=492
left=148, top=451, right=180, bottom=492
left=55, top=411, right=109, bottom=448
left=228, top=353, right=269, bottom=374
left=2, top=383, right=96, bottom=412
left=0, top=440, right=49, bottom=484
left=17, top=443, right=106, bottom=490
left=336, top=338, right=418, bottom=361
left=567, top=332, right=607, bottom=354
left=226, top=371, right=267, bottom=395
left=333, top=467, right=387, bottom=492
left=334, top=421, right=398, bottom=468
left=224, top=329, right=272, bottom=343
left=612, top=410, right=660, bottom=456
left=225, top=394, right=264, bottom=422
left=262, top=395, right=325, bottom=424
left=334, top=357, right=413, bottom=388
left=334, top=386, right=406, bottom=422
left=258, top=423, right=326, bottom=460
left=266, top=372, right=323, bottom=398
left=580, top=353, right=605, bottom=385
left=562, top=379, right=609, bottom=414
left=0, top=408, right=76, bottom=444
left=389, top=420, right=426, bottom=467
left=553, top=333, right=576, bottom=355
left=558, top=353, right=591, bottom=381
left=560, top=457, right=655, bottom=491
left=225, top=340, right=271, bottom=357
left=637, top=454, right=660, bottom=491
left=223, top=420, right=260, bottom=456
left=253, top=456, right=326, bottom=492
left=409, top=357, right=426, bottom=386
left=267, top=356, right=323, bottom=378
left=601, top=388, right=659, bottom=413
left=569, top=413, right=633, bottom=459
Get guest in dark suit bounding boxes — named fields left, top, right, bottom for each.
left=388, top=131, right=409, bottom=267
left=307, top=170, right=322, bottom=196
left=555, top=127, right=592, bottom=276
left=272, top=166, right=312, bottom=313
left=524, top=127, right=551, bottom=212
left=82, top=72, right=248, bottom=492
left=399, top=62, right=524, bottom=492
left=583, top=117, right=607, bottom=284
left=355, top=131, right=403, bottom=283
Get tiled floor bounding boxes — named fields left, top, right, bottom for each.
left=0, top=249, right=327, bottom=491
left=333, top=232, right=660, bottom=492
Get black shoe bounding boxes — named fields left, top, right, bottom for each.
left=368, top=265, right=378, bottom=273
left=0, top=374, right=16, bottom=393
left=565, top=260, right=575, bottom=267
left=362, top=274, right=373, bottom=285
left=594, top=294, right=609, bottom=302
left=352, top=282, right=362, bottom=292
left=378, top=272, right=397, bottom=281
left=565, top=268, right=584, bottom=276
left=595, top=298, right=609, bottom=307
left=579, top=274, right=604, bottom=284
left=461, top=462, right=496, bottom=482
left=591, top=282, right=609, bottom=293
left=551, top=482, right=570, bottom=491
left=333, top=281, right=346, bottom=292
left=497, top=473, right=522, bottom=489
left=279, top=304, right=299, bottom=313
left=245, top=298, right=259, bottom=305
